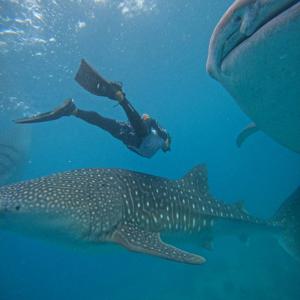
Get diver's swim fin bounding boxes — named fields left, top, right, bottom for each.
left=74, top=59, right=123, bottom=100
left=15, top=99, right=76, bottom=124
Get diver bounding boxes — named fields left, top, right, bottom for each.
left=15, top=59, right=171, bottom=158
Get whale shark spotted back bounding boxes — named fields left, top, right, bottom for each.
left=0, top=165, right=299, bottom=264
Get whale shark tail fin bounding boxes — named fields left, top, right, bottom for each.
left=273, top=186, right=300, bottom=262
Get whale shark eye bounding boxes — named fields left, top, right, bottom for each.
left=15, top=205, right=21, bottom=211
left=234, top=15, right=242, bottom=23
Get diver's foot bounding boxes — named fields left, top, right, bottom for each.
left=113, top=90, right=125, bottom=102
left=56, top=99, right=77, bottom=116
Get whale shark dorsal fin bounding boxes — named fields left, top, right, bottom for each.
left=112, top=223, right=205, bottom=265
left=180, top=164, right=209, bottom=195
left=176, top=164, right=212, bottom=199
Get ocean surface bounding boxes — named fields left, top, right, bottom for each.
left=1, top=1, right=300, bottom=300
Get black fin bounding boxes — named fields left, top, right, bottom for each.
left=74, top=59, right=123, bottom=100
left=273, top=186, right=300, bottom=262
left=15, top=99, right=75, bottom=124
left=236, top=123, right=259, bottom=148
left=112, top=223, right=205, bottom=265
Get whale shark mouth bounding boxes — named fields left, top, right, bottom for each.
left=221, top=1, right=300, bottom=67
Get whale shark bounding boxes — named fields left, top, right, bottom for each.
left=0, top=165, right=299, bottom=264
left=206, top=0, right=300, bottom=152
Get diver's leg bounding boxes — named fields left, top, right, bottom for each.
left=74, top=109, right=124, bottom=137
left=119, top=98, right=148, bottom=137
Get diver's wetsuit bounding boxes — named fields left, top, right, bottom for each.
left=74, top=97, right=168, bottom=153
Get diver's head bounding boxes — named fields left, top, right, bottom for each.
left=162, top=134, right=171, bottom=152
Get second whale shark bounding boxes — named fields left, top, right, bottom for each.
left=0, top=165, right=299, bottom=264
left=206, top=0, right=300, bottom=152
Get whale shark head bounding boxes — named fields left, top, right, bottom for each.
left=206, top=0, right=299, bottom=80
left=206, top=0, right=300, bottom=153
left=0, top=170, right=123, bottom=243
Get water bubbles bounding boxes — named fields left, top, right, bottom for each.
left=1, top=0, right=157, bottom=54
left=75, top=21, right=87, bottom=32
left=15, top=18, right=33, bottom=25
left=118, top=0, right=157, bottom=17
left=0, top=0, right=45, bottom=53
left=0, top=29, right=24, bottom=36
left=94, top=0, right=107, bottom=4
left=32, top=11, right=44, bottom=22
left=0, top=97, right=29, bottom=114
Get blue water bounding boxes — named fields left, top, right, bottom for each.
left=1, top=1, right=300, bottom=299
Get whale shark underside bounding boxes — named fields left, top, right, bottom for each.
left=0, top=165, right=299, bottom=264
left=207, top=0, right=300, bottom=153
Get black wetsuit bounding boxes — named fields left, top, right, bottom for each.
left=74, top=98, right=168, bottom=156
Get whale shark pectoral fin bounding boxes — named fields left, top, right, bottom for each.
left=236, top=122, right=259, bottom=148
left=112, top=223, right=205, bottom=265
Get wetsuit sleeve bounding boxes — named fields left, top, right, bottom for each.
left=120, top=97, right=148, bottom=138
left=149, top=119, right=168, bottom=140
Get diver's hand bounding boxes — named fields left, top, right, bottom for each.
left=162, top=138, right=171, bottom=152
